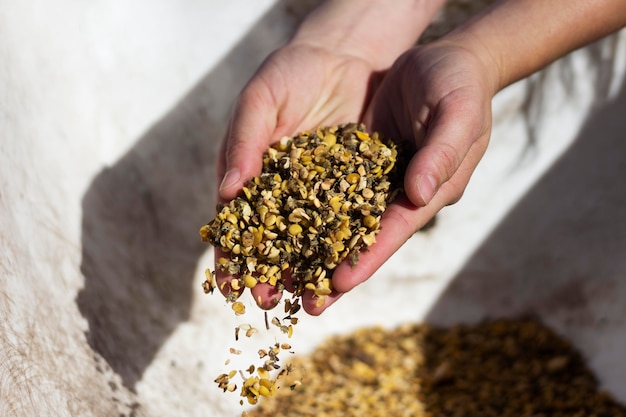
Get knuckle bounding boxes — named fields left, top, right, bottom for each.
left=446, top=189, right=465, bottom=206
left=427, top=142, right=462, bottom=183
left=440, top=178, right=466, bottom=206
left=384, top=204, right=418, bottom=236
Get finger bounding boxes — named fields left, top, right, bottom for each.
left=404, top=91, right=490, bottom=207
left=214, top=248, right=242, bottom=299
left=329, top=193, right=437, bottom=294
left=330, top=136, right=488, bottom=296
left=215, top=245, right=285, bottom=310
left=218, top=79, right=279, bottom=201
left=301, top=289, right=344, bottom=316
left=250, top=283, right=283, bottom=310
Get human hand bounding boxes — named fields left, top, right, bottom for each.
left=322, top=40, right=499, bottom=311
left=310, top=0, right=626, bottom=315
left=214, top=41, right=385, bottom=311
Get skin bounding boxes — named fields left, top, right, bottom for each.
left=216, top=0, right=446, bottom=311
left=216, top=0, right=626, bottom=315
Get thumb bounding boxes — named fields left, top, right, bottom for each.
left=404, top=92, right=490, bottom=207
left=218, top=82, right=279, bottom=201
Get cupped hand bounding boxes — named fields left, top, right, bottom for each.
left=215, top=42, right=383, bottom=312
left=315, top=40, right=499, bottom=313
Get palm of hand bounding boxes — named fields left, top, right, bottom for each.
left=215, top=43, right=383, bottom=311
left=217, top=43, right=380, bottom=196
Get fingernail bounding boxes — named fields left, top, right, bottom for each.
left=219, top=168, right=240, bottom=193
left=417, top=174, right=437, bottom=205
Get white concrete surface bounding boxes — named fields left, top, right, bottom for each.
left=1, top=1, right=625, bottom=416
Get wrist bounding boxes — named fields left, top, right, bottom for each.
left=440, top=30, right=504, bottom=97
left=290, top=0, right=446, bottom=70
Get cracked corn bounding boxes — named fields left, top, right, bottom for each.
left=199, top=124, right=403, bottom=405
left=199, top=123, right=401, bottom=307
left=248, top=318, right=626, bottom=417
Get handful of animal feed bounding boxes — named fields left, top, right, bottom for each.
left=200, top=123, right=401, bottom=308
left=199, top=123, right=402, bottom=406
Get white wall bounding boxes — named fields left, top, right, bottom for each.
left=1, top=1, right=625, bottom=415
